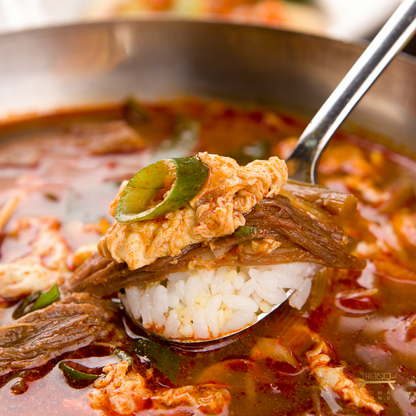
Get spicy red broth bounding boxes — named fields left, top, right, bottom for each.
left=0, top=98, right=416, bottom=415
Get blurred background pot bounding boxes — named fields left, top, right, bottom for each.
left=0, top=19, right=415, bottom=155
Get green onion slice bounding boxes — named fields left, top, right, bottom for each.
left=125, top=97, right=150, bottom=124
left=30, top=284, right=60, bottom=312
left=234, top=225, right=258, bottom=239
left=113, top=348, right=134, bottom=367
left=12, top=285, right=60, bottom=319
left=115, top=156, right=209, bottom=223
left=59, top=362, right=102, bottom=382
left=12, top=291, right=41, bottom=320
left=132, top=336, right=180, bottom=384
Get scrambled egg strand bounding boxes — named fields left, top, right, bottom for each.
left=98, top=153, right=287, bottom=270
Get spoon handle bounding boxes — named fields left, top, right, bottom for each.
left=287, top=0, right=416, bottom=184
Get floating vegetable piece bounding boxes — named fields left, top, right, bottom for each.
left=251, top=337, right=300, bottom=371
left=12, top=285, right=60, bottom=319
left=234, top=225, right=258, bottom=239
left=132, top=336, right=180, bottom=383
left=113, top=348, right=134, bottom=367
left=115, top=156, right=209, bottom=223
left=12, top=291, right=40, bottom=320
left=125, top=97, right=150, bottom=124
left=30, top=284, right=60, bottom=312
left=151, top=117, right=200, bottom=162
left=59, top=361, right=102, bottom=383
left=229, top=140, right=270, bottom=165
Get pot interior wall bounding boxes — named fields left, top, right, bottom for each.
left=0, top=19, right=415, bottom=155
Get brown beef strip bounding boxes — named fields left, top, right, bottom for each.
left=0, top=293, right=123, bottom=377
left=281, top=180, right=358, bottom=219
left=66, top=253, right=113, bottom=291
left=244, top=196, right=361, bottom=267
left=65, top=195, right=365, bottom=298
left=64, top=244, right=202, bottom=296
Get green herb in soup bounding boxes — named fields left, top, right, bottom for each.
left=0, top=98, right=415, bottom=416
left=12, top=284, right=60, bottom=319
left=115, top=156, right=209, bottom=223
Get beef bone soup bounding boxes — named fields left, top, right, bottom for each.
left=0, top=98, right=415, bottom=415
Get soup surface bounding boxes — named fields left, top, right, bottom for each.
left=0, top=98, right=416, bottom=415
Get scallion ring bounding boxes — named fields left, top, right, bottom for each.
left=59, top=362, right=102, bottom=382
left=113, top=348, right=134, bottom=367
left=12, top=284, right=60, bottom=319
left=30, top=284, right=60, bottom=312
left=115, top=156, right=209, bottom=222
left=234, top=225, right=258, bottom=239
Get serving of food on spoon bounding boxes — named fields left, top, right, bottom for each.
left=1, top=1, right=416, bottom=415
left=82, top=151, right=363, bottom=346
left=72, top=0, right=416, bottom=347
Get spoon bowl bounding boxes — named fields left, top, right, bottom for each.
left=121, top=289, right=296, bottom=351
left=121, top=0, right=416, bottom=350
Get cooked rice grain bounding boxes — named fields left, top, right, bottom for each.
left=121, top=263, right=318, bottom=340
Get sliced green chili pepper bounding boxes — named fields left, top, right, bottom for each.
left=234, top=225, right=258, bottom=239
left=115, top=156, right=209, bottom=223
left=30, top=284, right=60, bottom=312
left=12, top=285, right=60, bottom=319
left=12, top=291, right=41, bottom=320
left=113, top=348, right=134, bottom=367
left=132, top=336, right=180, bottom=384
left=125, top=97, right=150, bottom=124
left=59, top=362, right=102, bottom=382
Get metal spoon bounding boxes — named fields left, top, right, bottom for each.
left=124, top=0, right=416, bottom=351
left=287, top=0, right=416, bottom=184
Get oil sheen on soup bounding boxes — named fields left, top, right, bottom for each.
left=0, top=98, right=415, bottom=416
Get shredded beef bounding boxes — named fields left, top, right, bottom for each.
left=0, top=293, right=123, bottom=377
left=65, top=195, right=365, bottom=297
left=281, top=180, right=358, bottom=219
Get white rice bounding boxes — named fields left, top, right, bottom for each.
left=121, top=263, right=318, bottom=340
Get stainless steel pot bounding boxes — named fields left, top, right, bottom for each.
left=0, top=19, right=416, bottom=154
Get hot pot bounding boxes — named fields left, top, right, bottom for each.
left=0, top=19, right=415, bottom=151
left=1, top=19, right=416, bottom=416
